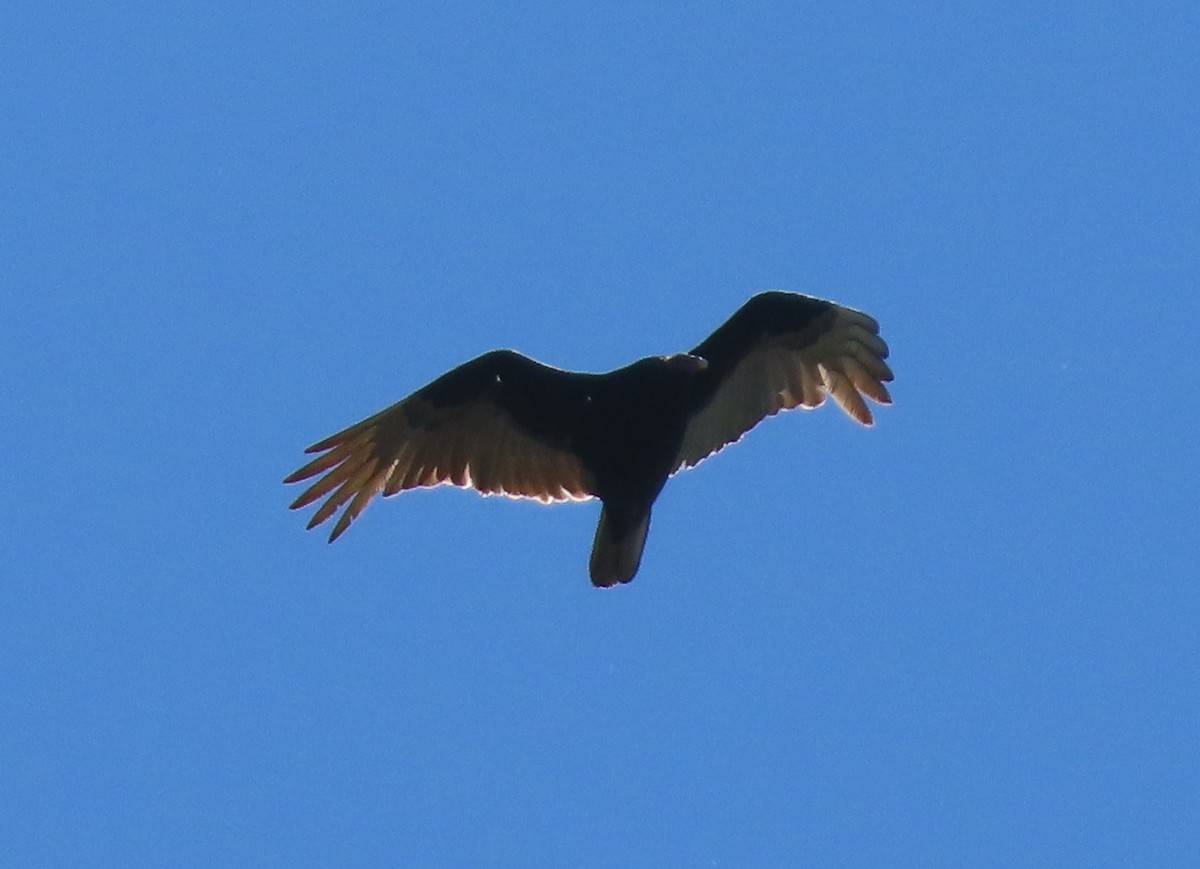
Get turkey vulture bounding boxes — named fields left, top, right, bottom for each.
left=285, top=291, right=892, bottom=587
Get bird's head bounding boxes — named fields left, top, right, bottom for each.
left=661, top=353, right=709, bottom=374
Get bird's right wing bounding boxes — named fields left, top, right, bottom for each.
left=285, top=351, right=597, bottom=542
left=672, top=291, right=893, bottom=472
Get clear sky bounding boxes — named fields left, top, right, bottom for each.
left=3, top=2, right=1198, bottom=866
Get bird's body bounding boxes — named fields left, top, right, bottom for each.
left=285, top=291, right=893, bottom=586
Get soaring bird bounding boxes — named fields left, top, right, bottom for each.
left=285, top=291, right=893, bottom=586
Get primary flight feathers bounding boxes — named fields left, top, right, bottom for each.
left=285, top=291, right=893, bottom=587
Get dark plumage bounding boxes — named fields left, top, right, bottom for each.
left=285, top=291, right=893, bottom=586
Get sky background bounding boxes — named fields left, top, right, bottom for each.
left=3, top=1, right=1198, bottom=866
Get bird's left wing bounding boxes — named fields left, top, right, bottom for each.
left=673, top=291, right=893, bottom=472
left=285, top=350, right=596, bottom=542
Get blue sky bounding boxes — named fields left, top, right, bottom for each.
left=3, top=1, right=1198, bottom=865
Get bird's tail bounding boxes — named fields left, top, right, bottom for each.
left=589, top=504, right=651, bottom=587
